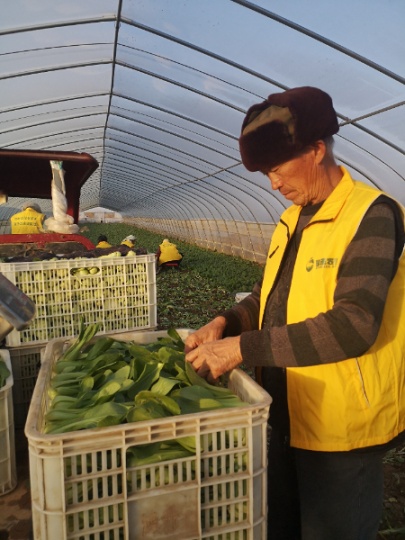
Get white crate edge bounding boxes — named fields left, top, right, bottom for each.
left=0, top=350, right=13, bottom=390
left=0, top=349, right=17, bottom=496
left=26, top=330, right=272, bottom=539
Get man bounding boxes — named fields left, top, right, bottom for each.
left=184, top=87, right=405, bottom=540
left=10, top=201, right=46, bottom=234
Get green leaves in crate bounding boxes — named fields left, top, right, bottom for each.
left=126, top=440, right=195, bottom=467
left=45, top=402, right=130, bottom=434
left=45, top=323, right=248, bottom=435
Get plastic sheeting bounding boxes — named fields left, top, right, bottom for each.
left=0, top=1, right=404, bottom=260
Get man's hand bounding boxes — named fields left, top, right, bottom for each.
left=184, top=316, right=227, bottom=354
left=185, top=335, right=243, bottom=383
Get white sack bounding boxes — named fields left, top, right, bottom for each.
left=44, top=160, right=79, bottom=234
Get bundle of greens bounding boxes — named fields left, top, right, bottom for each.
left=45, top=322, right=247, bottom=436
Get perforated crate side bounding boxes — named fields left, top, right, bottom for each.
left=0, top=350, right=17, bottom=496
left=25, top=330, right=271, bottom=540
left=9, top=345, right=44, bottom=429
left=0, top=254, right=157, bottom=347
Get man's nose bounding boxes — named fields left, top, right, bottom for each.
left=268, top=174, right=282, bottom=190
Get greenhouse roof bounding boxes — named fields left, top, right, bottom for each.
left=1, top=0, right=404, bottom=225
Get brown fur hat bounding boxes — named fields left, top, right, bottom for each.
left=239, top=86, right=339, bottom=172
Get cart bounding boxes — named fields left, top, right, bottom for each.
left=0, top=148, right=99, bottom=257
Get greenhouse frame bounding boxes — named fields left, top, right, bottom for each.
left=0, top=0, right=404, bottom=264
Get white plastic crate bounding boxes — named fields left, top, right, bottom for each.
left=0, top=254, right=157, bottom=347
left=0, top=350, right=17, bottom=495
left=25, top=329, right=272, bottom=540
left=9, top=345, right=45, bottom=429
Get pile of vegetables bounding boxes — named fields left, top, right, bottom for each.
left=3, top=243, right=148, bottom=263
left=45, top=322, right=247, bottom=443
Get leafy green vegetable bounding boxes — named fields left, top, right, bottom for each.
left=45, top=323, right=248, bottom=456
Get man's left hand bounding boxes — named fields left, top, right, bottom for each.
left=185, top=336, right=243, bottom=383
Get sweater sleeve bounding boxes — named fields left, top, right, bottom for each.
left=238, top=199, right=404, bottom=368
left=220, top=279, right=262, bottom=336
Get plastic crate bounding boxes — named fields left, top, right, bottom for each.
left=25, top=329, right=272, bottom=540
left=0, top=350, right=17, bottom=495
left=0, top=254, right=157, bottom=347
left=9, top=345, right=44, bottom=429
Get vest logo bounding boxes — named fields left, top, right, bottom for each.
left=306, top=257, right=338, bottom=272
left=306, top=258, right=314, bottom=272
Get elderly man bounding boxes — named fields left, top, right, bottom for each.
left=185, top=87, right=405, bottom=540
left=10, top=201, right=46, bottom=234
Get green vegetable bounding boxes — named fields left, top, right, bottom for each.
left=45, top=324, right=248, bottom=463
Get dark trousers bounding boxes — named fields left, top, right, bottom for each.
left=267, top=430, right=385, bottom=540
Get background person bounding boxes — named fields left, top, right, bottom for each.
left=95, top=234, right=112, bottom=248
left=156, top=238, right=183, bottom=270
left=10, top=201, right=46, bottom=234
left=121, top=234, right=136, bottom=248
left=184, top=86, right=405, bottom=540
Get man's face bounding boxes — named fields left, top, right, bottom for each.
left=265, top=149, right=321, bottom=206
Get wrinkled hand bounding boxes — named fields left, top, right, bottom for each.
left=185, top=335, right=243, bottom=383
left=184, top=316, right=227, bottom=354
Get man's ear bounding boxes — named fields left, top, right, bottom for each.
left=314, top=140, right=327, bottom=165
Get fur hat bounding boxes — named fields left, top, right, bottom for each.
left=239, top=86, right=339, bottom=172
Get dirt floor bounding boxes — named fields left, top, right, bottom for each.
left=0, top=430, right=33, bottom=540
left=1, top=430, right=404, bottom=540
left=378, top=446, right=405, bottom=540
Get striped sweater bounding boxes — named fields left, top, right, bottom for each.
left=221, top=195, right=404, bottom=436
left=222, top=195, right=404, bottom=369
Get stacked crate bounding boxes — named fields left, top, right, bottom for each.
left=0, top=254, right=157, bottom=428
left=26, top=329, right=272, bottom=540
left=0, top=350, right=17, bottom=495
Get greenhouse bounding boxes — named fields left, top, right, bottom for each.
left=0, top=2, right=404, bottom=540
left=1, top=0, right=404, bottom=263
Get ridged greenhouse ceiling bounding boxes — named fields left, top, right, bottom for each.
left=0, top=0, right=404, bottom=226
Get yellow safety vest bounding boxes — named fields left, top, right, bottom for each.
left=10, top=208, right=45, bottom=234
left=260, top=168, right=405, bottom=451
left=159, top=242, right=182, bottom=264
left=96, top=241, right=112, bottom=248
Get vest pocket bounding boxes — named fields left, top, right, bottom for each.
left=354, top=358, right=371, bottom=408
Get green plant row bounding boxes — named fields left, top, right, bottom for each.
left=80, top=222, right=264, bottom=293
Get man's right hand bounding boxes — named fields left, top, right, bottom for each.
left=183, top=316, right=227, bottom=354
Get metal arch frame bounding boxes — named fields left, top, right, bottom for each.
left=101, top=102, right=287, bottom=218
left=0, top=3, right=403, bottom=226
left=100, top=160, right=277, bottom=260
left=231, top=0, right=405, bottom=85
left=101, top=158, right=237, bottom=222
left=1, top=10, right=402, bottom=158
left=1, top=23, right=402, bottom=150
left=100, top=126, right=285, bottom=223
